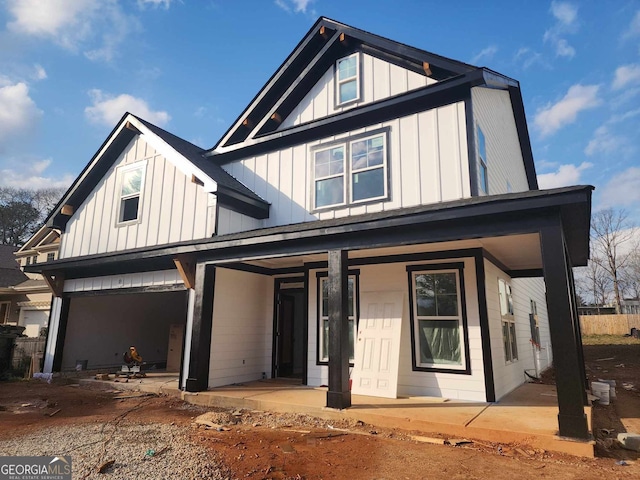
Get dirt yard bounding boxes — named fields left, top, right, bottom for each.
left=1, top=343, right=639, bottom=479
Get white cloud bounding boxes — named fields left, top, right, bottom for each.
left=470, top=45, right=498, bottom=65
left=584, top=126, right=629, bottom=156
left=31, top=64, right=47, bottom=81
left=0, top=82, right=43, bottom=149
left=137, top=0, right=173, bottom=8
left=85, top=89, right=170, bottom=127
left=537, top=162, right=592, bottom=189
left=612, top=64, right=640, bottom=91
left=514, top=47, right=547, bottom=70
left=0, top=156, right=74, bottom=189
left=6, top=0, right=139, bottom=62
left=555, top=38, right=575, bottom=58
left=275, top=0, right=314, bottom=13
left=550, top=1, right=578, bottom=26
left=534, top=84, right=601, bottom=137
left=600, top=167, right=640, bottom=209
left=621, top=10, right=640, bottom=41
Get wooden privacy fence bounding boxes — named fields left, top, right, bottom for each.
left=579, top=314, right=640, bottom=335
left=11, top=337, right=46, bottom=371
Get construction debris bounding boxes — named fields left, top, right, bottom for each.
left=97, top=459, right=115, bottom=474
left=618, top=433, right=640, bottom=452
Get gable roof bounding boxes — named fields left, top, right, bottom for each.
left=17, top=225, right=60, bottom=255
left=0, top=245, right=28, bottom=288
left=45, top=113, right=269, bottom=231
left=204, top=17, right=538, bottom=190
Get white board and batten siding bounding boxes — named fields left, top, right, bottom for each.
left=280, top=53, right=437, bottom=129
left=471, top=87, right=529, bottom=195
left=59, top=136, right=216, bottom=259
left=484, top=261, right=551, bottom=400
left=306, top=258, right=487, bottom=402
left=208, top=268, right=274, bottom=387
left=222, top=103, right=470, bottom=232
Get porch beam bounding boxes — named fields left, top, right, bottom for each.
left=326, top=249, right=351, bottom=409
left=185, top=263, right=215, bottom=392
left=540, top=220, right=589, bottom=439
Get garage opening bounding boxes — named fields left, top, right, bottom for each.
left=60, top=290, right=188, bottom=372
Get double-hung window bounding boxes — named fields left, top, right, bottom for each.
left=409, top=265, right=467, bottom=371
left=336, top=53, right=360, bottom=105
left=499, top=278, right=518, bottom=362
left=313, top=131, right=388, bottom=209
left=477, top=126, right=488, bottom=194
left=117, top=162, right=146, bottom=224
left=318, top=274, right=358, bottom=363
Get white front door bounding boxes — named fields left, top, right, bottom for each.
left=351, top=291, right=404, bottom=399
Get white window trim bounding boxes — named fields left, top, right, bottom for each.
left=318, top=275, right=358, bottom=364
left=312, top=132, right=388, bottom=211
left=115, top=160, right=147, bottom=226
left=411, top=269, right=466, bottom=370
left=335, top=53, right=361, bottom=106
left=499, top=278, right=518, bottom=363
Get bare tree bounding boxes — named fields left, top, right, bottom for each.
left=0, top=187, right=66, bottom=246
left=590, top=208, right=638, bottom=313
left=575, top=258, right=612, bottom=312
left=622, top=250, right=640, bottom=301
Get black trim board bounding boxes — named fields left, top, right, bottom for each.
left=52, top=298, right=71, bottom=372
left=474, top=252, right=496, bottom=402
left=406, top=262, right=471, bottom=375
left=508, top=86, right=538, bottom=190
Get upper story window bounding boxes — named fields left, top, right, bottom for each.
left=46, top=252, right=55, bottom=262
left=477, top=126, right=488, bottom=194
left=117, top=162, right=146, bottom=224
left=313, top=130, right=388, bottom=210
left=336, top=53, right=360, bottom=105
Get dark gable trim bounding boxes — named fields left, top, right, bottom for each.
left=406, top=262, right=471, bottom=375
left=209, top=70, right=485, bottom=163
left=473, top=252, right=495, bottom=402
left=508, top=86, right=538, bottom=190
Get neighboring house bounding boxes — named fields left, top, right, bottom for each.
left=27, top=18, right=593, bottom=441
left=621, top=298, right=640, bottom=315
left=0, top=245, right=28, bottom=326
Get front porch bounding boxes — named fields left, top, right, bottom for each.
left=85, top=374, right=594, bottom=457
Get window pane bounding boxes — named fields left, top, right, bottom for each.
left=509, top=323, right=518, bottom=360
left=339, top=80, right=357, bottom=103
left=338, top=56, right=357, bottom=79
left=418, top=319, right=461, bottom=365
left=121, top=167, right=143, bottom=196
left=435, top=273, right=457, bottom=295
left=352, top=167, right=384, bottom=201
left=415, top=274, right=436, bottom=316
left=322, top=319, right=329, bottom=360
left=348, top=278, right=354, bottom=317
left=437, top=294, right=458, bottom=317
left=315, top=176, right=344, bottom=208
left=321, top=279, right=329, bottom=317
left=348, top=318, right=355, bottom=361
left=480, top=163, right=488, bottom=193
left=502, top=321, right=510, bottom=361
left=121, top=196, right=140, bottom=222
left=477, top=127, right=486, bottom=161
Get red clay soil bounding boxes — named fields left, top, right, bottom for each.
left=0, top=345, right=639, bottom=480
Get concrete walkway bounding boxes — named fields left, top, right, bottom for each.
left=82, top=374, right=594, bottom=457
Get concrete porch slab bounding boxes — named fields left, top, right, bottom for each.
left=85, top=375, right=594, bottom=457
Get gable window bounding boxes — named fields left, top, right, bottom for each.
left=47, top=252, right=55, bottom=262
left=313, top=130, right=388, bottom=210
left=477, top=126, right=488, bottom=194
left=499, top=278, right=518, bottom=362
left=336, top=53, right=360, bottom=105
left=408, top=264, right=468, bottom=372
left=117, top=162, right=146, bottom=224
left=317, top=272, right=358, bottom=364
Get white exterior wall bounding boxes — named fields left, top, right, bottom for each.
left=485, top=261, right=551, bottom=400
left=471, top=87, right=529, bottom=195
left=59, top=136, right=215, bottom=259
left=280, top=53, right=436, bottom=129
left=208, top=268, right=273, bottom=387
left=63, top=270, right=183, bottom=293
left=217, top=206, right=264, bottom=235
left=307, top=258, right=487, bottom=402
left=224, top=102, right=469, bottom=230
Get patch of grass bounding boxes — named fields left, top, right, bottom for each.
left=582, top=334, right=640, bottom=345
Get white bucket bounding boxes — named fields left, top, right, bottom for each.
left=591, top=381, right=610, bottom=405
left=598, top=379, right=617, bottom=399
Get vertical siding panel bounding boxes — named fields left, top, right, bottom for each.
left=145, top=155, right=164, bottom=247
left=361, top=53, right=373, bottom=104
left=372, top=57, right=390, bottom=101
left=398, top=115, right=420, bottom=208
left=457, top=103, right=471, bottom=197
left=279, top=148, right=294, bottom=224
left=181, top=176, right=197, bottom=241
left=157, top=161, right=175, bottom=245
left=103, top=170, right=118, bottom=253
left=418, top=110, right=441, bottom=204
left=407, top=70, right=427, bottom=90
left=438, top=105, right=460, bottom=202
left=265, top=151, right=280, bottom=227
left=135, top=157, right=153, bottom=248
left=252, top=154, right=268, bottom=201
left=291, top=145, right=307, bottom=223
left=169, top=163, right=185, bottom=243
left=386, top=119, right=402, bottom=210
left=80, top=191, right=97, bottom=256
left=389, top=64, right=408, bottom=96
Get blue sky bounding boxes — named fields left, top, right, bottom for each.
left=0, top=0, right=639, bottom=221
